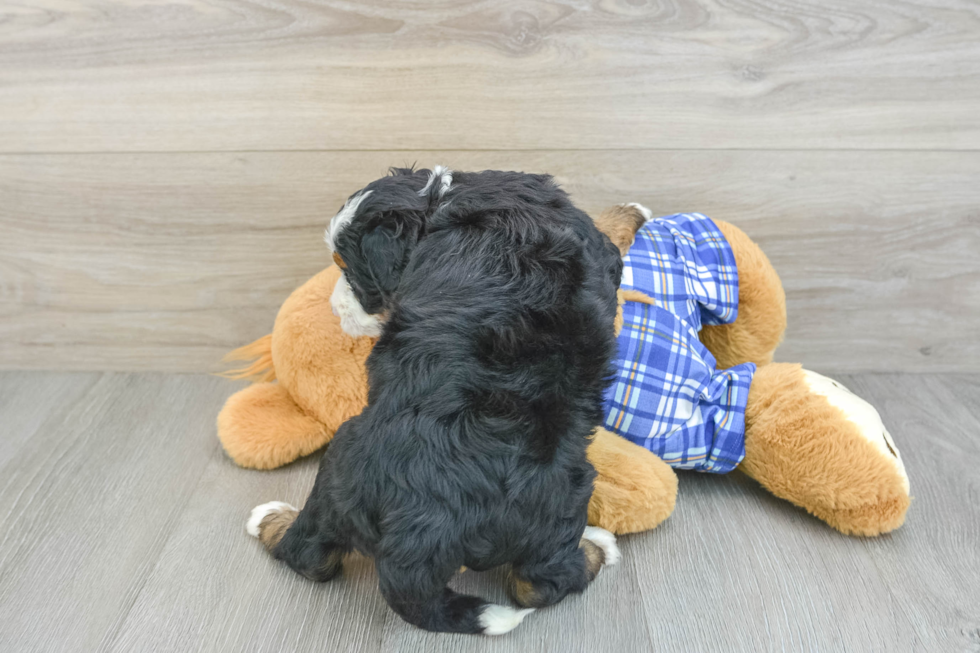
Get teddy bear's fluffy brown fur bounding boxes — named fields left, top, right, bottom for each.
left=218, top=209, right=909, bottom=536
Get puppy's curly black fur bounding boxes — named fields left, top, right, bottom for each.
left=261, top=168, right=623, bottom=635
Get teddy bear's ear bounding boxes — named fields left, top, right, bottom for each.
left=594, top=203, right=650, bottom=256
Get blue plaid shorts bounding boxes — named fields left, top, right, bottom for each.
left=602, top=213, right=755, bottom=473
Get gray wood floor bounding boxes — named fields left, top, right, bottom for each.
left=0, top=371, right=976, bottom=652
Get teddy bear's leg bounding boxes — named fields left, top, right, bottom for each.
left=217, top=382, right=332, bottom=470
left=739, top=363, right=910, bottom=536
left=587, top=427, right=679, bottom=534
left=699, top=220, right=787, bottom=369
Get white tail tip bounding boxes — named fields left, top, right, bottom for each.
left=479, top=605, right=534, bottom=636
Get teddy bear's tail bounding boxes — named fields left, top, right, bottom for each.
left=219, top=333, right=276, bottom=382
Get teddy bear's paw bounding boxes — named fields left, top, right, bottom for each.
left=581, top=526, right=621, bottom=567
left=247, top=501, right=299, bottom=551
left=802, top=370, right=909, bottom=494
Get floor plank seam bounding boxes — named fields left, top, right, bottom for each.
left=95, top=439, right=224, bottom=653
left=0, top=374, right=108, bottom=570
left=0, top=372, right=977, bottom=650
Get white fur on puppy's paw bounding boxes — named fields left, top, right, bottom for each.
left=246, top=501, right=297, bottom=538
left=626, top=203, right=653, bottom=222
left=582, top=526, right=621, bottom=566
left=479, top=605, right=534, bottom=636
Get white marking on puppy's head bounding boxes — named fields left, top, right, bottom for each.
left=331, top=272, right=383, bottom=338
left=417, top=165, right=453, bottom=199
left=324, top=190, right=372, bottom=252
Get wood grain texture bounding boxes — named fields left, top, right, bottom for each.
left=0, top=371, right=977, bottom=651
left=107, top=451, right=392, bottom=653
left=111, top=452, right=655, bottom=653
left=0, top=371, right=99, bottom=468
left=0, top=0, right=978, bottom=152
left=0, top=372, right=234, bottom=652
left=628, top=372, right=980, bottom=653
left=2, top=150, right=978, bottom=373
left=375, top=547, right=654, bottom=653
left=842, top=374, right=980, bottom=650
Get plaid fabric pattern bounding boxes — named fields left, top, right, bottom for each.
left=602, top=214, right=755, bottom=473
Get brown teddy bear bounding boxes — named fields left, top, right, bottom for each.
left=218, top=204, right=909, bottom=537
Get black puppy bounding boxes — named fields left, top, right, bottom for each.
left=248, top=168, right=624, bottom=635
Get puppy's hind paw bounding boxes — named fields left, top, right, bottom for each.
left=247, top=501, right=298, bottom=551
left=582, top=526, right=621, bottom=566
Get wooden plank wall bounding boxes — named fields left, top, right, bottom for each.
left=1, top=0, right=978, bottom=373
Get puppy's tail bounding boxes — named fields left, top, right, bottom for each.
left=219, top=333, right=276, bottom=382
left=379, top=582, right=534, bottom=636
left=250, top=502, right=533, bottom=635
left=376, top=559, right=534, bottom=635
left=475, top=603, right=535, bottom=636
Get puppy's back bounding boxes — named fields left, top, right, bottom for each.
left=252, top=170, right=624, bottom=635
left=369, top=171, right=621, bottom=462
